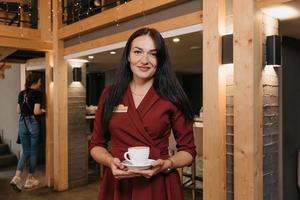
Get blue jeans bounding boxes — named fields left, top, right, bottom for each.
left=16, top=116, right=39, bottom=174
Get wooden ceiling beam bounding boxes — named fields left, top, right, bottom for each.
left=58, top=0, right=189, bottom=40
left=64, top=11, right=202, bottom=56
left=2, top=58, right=27, bottom=64
left=0, top=24, right=41, bottom=40
left=0, top=47, right=17, bottom=62
left=0, top=63, right=11, bottom=80
left=0, top=36, right=52, bottom=51
left=0, top=71, right=4, bottom=79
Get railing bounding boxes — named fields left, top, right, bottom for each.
left=0, top=1, right=38, bottom=28
left=62, top=0, right=132, bottom=25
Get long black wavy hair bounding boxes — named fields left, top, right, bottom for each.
left=25, top=73, right=41, bottom=90
left=102, top=27, right=193, bottom=140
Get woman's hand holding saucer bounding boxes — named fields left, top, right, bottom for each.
left=109, top=157, right=141, bottom=180
left=128, top=159, right=170, bottom=179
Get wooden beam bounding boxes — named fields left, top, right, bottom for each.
left=53, top=0, right=69, bottom=191
left=233, top=0, right=263, bottom=199
left=0, top=36, right=52, bottom=51
left=0, top=47, right=17, bottom=61
left=45, top=51, right=54, bottom=187
left=0, top=63, right=11, bottom=79
left=39, top=0, right=52, bottom=41
left=0, top=71, right=4, bottom=79
left=0, top=63, right=11, bottom=70
left=257, top=0, right=293, bottom=8
left=58, top=0, right=189, bottom=40
left=0, top=24, right=41, bottom=40
left=64, top=11, right=202, bottom=56
left=203, top=0, right=226, bottom=199
left=2, top=59, right=26, bottom=64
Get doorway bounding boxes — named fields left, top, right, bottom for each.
left=281, top=36, right=300, bottom=200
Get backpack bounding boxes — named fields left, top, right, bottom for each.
left=20, top=90, right=32, bottom=116
left=17, top=90, right=34, bottom=144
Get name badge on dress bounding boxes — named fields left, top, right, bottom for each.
left=113, top=104, right=128, bottom=113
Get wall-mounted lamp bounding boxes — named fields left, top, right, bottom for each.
left=266, top=35, right=281, bottom=66
left=222, top=34, right=233, bottom=64
left=73, top=67, right=82, bottom=82
left=50, top=67, right=53, bottom=82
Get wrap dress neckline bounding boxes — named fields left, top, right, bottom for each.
left=124, top=86, right=161, bottom=159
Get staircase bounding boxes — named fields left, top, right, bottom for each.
left=0, top=137, right=17, bottom=168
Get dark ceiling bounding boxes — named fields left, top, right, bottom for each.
left=3, top=50, right=45, bottom=63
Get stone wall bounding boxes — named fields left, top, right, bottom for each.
left=68, top=65, right=88, bottom=188
left=226, top=64, right=234, bottom=200
left=225, top=14, right=279, bottom=200
left=262, top=15, right=279, bottom=200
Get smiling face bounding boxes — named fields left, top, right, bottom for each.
left=128, top=35, right=158, bottom=82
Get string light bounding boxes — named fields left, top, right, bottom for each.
left=86, top=0, right=91, bottom=16
left=4, top=1, right=9, bottom=26
left=5, top=2, right=8, bottom=12
left=28, top=0, right=32, bottom=27
left=48, top=0, right=52, bottom=32
left=71, top=0, right=75, bottom=23
left=17, top=2, right=24, bottom=37
left=79, top=0, right=82, bottom=20
left=115, top=6, right=120, bottom=27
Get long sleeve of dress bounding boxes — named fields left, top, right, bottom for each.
left=89, top=88, right=109, bottom=152
left=171, top=107, right=197, bottom=159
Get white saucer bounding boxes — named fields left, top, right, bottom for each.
left=121, top=159, right=155, bottom=170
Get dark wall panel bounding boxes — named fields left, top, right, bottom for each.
left=282, top=36, right=300, bottom=200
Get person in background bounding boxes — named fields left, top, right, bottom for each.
left=10, top=73, right=45, bottom=191
left=90, top=27, right=196, bottom=200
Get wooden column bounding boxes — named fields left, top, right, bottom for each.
left=39, top=0, right=52, bottom=41
left=233, top=0, right=263, bottom=199
left=203, top=0, right=226, bottom=199
left=52, top=0, right=68, bottom=191
left=41, top=0, right=53, bottom=187
left=45, top=51, right=54, bottom=187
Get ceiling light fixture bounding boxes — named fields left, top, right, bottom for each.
left=68, top=59, right=89, bottom=68
left=110, top=51, right=116, bottom=55
left=172, top=38, right=180, bottom=43
left=262, top=5, right=299, bottom=20
left=88, top=55, right=94, bottom=59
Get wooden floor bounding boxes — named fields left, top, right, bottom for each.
left=0, top=165, right=202, bottom=200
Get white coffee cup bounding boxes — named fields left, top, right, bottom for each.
left=124, top=146, right=150, bottom=165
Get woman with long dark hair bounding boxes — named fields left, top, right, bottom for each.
left=10, top=73, right=45, bottom=191
left=90, top=27, right=196, bottom=200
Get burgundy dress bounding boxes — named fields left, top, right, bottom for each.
left=90, top=86, right=196, bottom=200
